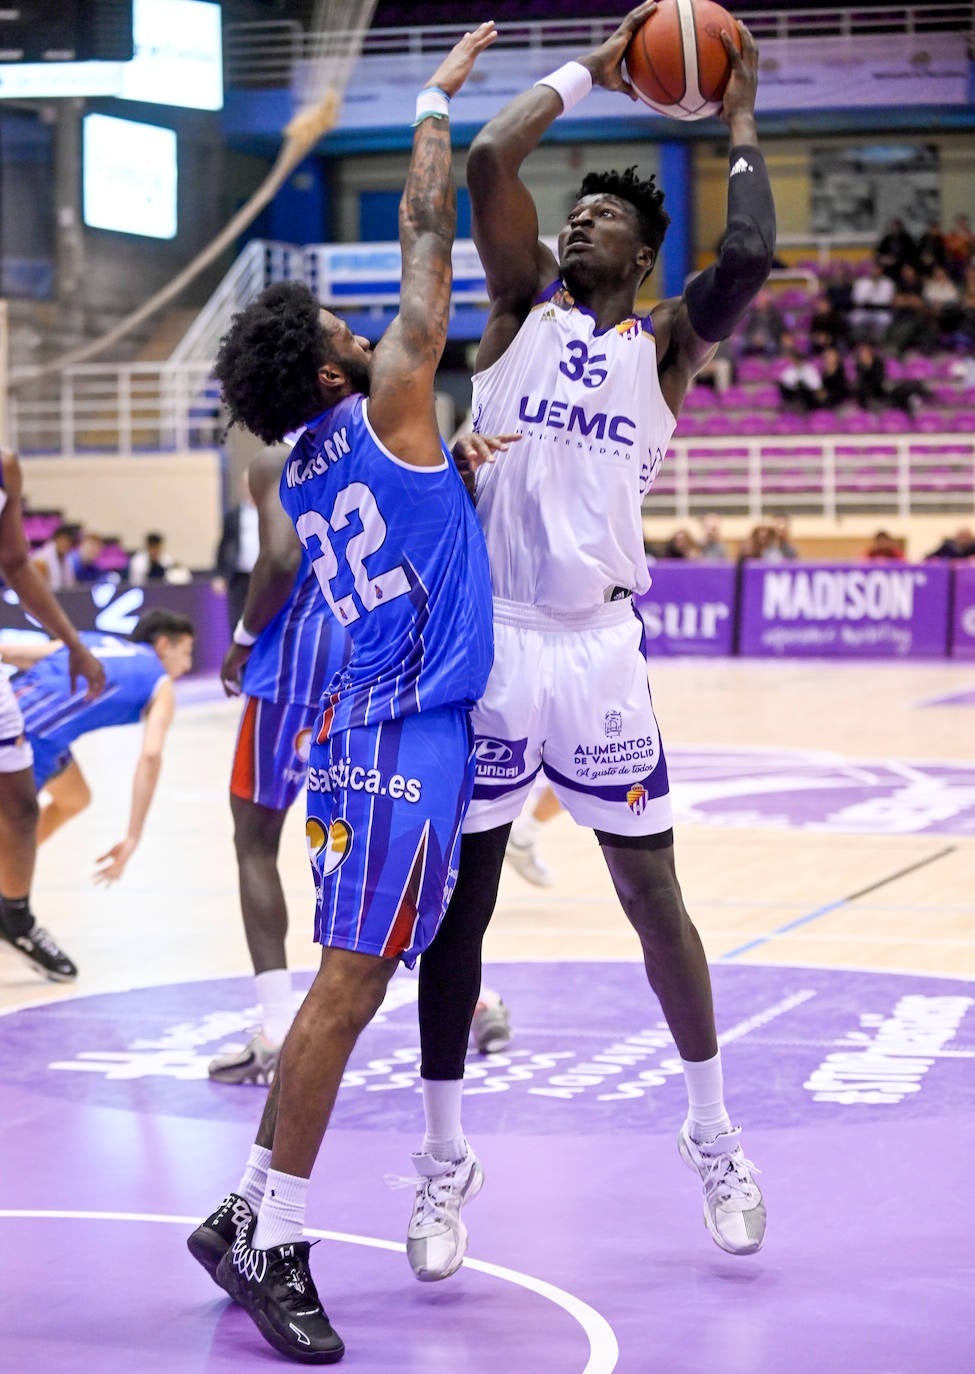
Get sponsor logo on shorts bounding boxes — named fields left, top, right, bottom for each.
left=294, top=727, right=313, bottom=765
left=604, top=710, right=622, bottom=737
left=306, top=816, right=354, bottom=880
left=627, top=783, right=648, bottom=815
left=307, top=757, right=422, bottom=803
left=474, top=735, right=528, bottom=781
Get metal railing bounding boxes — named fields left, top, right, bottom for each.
left=223, top=6, right=974, bottom=87
left=650, top=433, right=975, bottom=521
left=8, top=363, right=222, bottom=457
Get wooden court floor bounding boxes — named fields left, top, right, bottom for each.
left=2, top=656, right=973, bottom=1013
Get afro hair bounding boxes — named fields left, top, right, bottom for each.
left=214, top=281, right=331, bottom=445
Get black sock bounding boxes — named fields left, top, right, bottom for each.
left=0, top=896, right=33, bottom=939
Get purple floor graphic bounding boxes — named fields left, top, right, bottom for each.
left=668, top=747, right=975, bottom=835
left=1, top=963, right=973, bottom=1373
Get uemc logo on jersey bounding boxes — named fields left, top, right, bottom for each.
left=286, top=427, right=351, bottom=487
left=474, top=736, right=527, bottom=780
left=517, top=395, right=635, bottom=446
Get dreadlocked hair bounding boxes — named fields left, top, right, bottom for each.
left=575, top=166, right=671, bottom=254
left=214, top=282, right=331, bottom=445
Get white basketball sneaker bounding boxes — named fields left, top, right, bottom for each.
left=405, top=1146, right=484, bottom=1282
left=678, top=1122, right=766, bottom=1255
left=471, top=989, right=513, bottom=1054
left=504, top=837, right=553, bottom=887
left=208, top=1031, right=281, bottom=1085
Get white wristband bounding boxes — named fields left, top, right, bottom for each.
left=233, top=618, right=258, bottom=648
left=413, top=87, right=450, bottom=126
left=535, top=61, right=593, bottom=113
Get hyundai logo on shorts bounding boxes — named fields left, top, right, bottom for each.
left=474, top=736, right=528, bottom=778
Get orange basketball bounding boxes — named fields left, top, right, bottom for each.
left=625, top=0, right=742, bottom=121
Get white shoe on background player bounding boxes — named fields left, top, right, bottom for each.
left=678, top=1122, right=766, bottom=1255
left=504, top=837, right=553, bottom=887
left=471, top=989, right=513, bottom=1054
left=208, top=1030, right=281, bottom=1085
left=404, top=1146, right=484, bottom=1281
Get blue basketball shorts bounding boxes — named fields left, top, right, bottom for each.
left=466, top=597, right=673, bottom=837
left=29, top=737, right=73, bottom=790
left=305, top=706, right=475, bottom=968
left=230, top=696, right=317, bottom=812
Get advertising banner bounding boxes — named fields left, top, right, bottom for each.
left=738, top=562, right=951, bottom=659
left=950, top=565, right=975, bottom=661
left=634, top=562, right=737, bottom=658
left=0, top=580, right=229, bottom=676
left=328, top=33, right=967, bottom=131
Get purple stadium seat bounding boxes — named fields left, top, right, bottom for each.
left=752, top=384, right=781, bottom=408
left=736, top=357, right=772, bottom=383
left=771, top=413, right=808, bottom=435
left=878, top=410, right=909, bottom=434
left=913, top=411, right=950, bottom=434
left=720, top=385, right=750, bottom=408
left=842, top=410, right=880, bottom=434
left=902, top=356, right=936, bottom=381
left=684, top=386, right=712, bottom=410
left=947, top=410, right=975, bottom=430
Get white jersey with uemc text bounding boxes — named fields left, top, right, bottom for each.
left=472, top=281, right=676, bottom=610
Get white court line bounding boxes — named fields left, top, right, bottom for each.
left=0, top=1209, right=619, bottom=1374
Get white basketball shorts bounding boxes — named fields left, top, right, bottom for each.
left=0, top=668, right=32, bottom=774
left=466, top=597, right=673, bottom=837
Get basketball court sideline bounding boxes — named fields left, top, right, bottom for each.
left=0, top=659, right=972, bottom=1372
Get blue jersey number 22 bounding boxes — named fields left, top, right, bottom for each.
left=296, top=482, right=410, bottom=626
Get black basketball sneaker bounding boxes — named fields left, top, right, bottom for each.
left=216, top=1221, right=345, bottom=1364
left=0, top=917, right=77, bottom=982
left=186, top=1192, right=255, bottom=1288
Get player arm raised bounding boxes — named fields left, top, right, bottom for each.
left=0, top=450, right=105, bottom=698
left=93, top=677, right=175, bottom=884
left=220, top=449, right=303, bottom=697
left=653, top=24, right=776, bottom=415
left=467, top=3, right=656, bottom=367
left=366, top=23, right=498, bottom=466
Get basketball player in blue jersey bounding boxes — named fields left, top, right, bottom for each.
left=0, top=448, right=105, bottom=982
left=208, top=436, right=515, bottom=1086
left=185, top=23, right=497, bottom=1364
left=1, top=610, right=194, bottom=892
left=207, top=444, right=351, bottom=1085
left=411, top=2, right=775, bottom=1272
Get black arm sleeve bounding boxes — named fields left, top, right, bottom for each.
left=684, top=145, right=777, bottom=343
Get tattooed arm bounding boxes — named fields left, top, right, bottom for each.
left=366, top=23, right=497, bottom=467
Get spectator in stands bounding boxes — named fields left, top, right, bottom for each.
left=739, top=288, right=785, bottom=357
left=818, top=346, right=851, bottom=409
left=954, top=263, right=975, bottom=347
left=943, top=213, right=975, bottom=282
left=875, top=217, right=917, bottom=281
left=925, top=527, right=975, bottom=560
left=68, top=533, right=106, bottom=584
left=854, top=341, right=888, bottom=410
left=886, top=264, right=938, bottom=356
left=662, top=529, right=698, bottom=560
left=922, top=265, right=963, bottom=341
left=128, top=532, right=174, bottom=585
left=765, top=514, right=799, bottom=562
left=809, top=293, right=849, bottom=352
left=824, top=261, right=855, bottom=315
left=214, top=473, right=260, bottom=637
left=849, top=262, right=895, bottom=341
left=917, top=220, right=947, bottom=278
left=777, top=340, right=823, bottom=414
left=32, top=523, right=79, bottom=591
left=697, top=514, right=728, bottom=561
left=864, top=530, right=905, bottom=561
left=736, top=525, right=773, bottom=563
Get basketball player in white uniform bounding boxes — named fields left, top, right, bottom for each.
left=0, top=448, right=104, bottom=982
left=410, top=4, right=776, bottom=1277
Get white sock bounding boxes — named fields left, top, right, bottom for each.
left=237, top=1142, right=272, bottom=1211
left=681, top=1050, right=733, bottom=1142
left=252, top=1167, right=308, bottom=1250
left=255, top=968, right=293, bottom=1045
left=421, top=1078, right=466, bottom=1162
left=510, top=814, right=541, bottom=848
